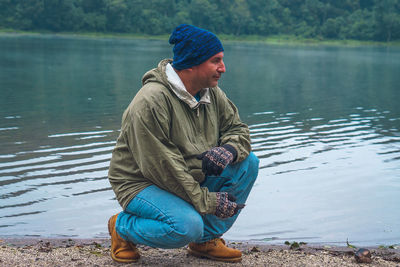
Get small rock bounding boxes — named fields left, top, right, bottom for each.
left=355, top=248, right=372, bottom=263
left=38, top=247, right=52, bottom=253
left=92, top=242, right=102, bottom=248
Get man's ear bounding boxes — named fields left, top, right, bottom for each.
left=175, top=68, right=193, bottom=76
left=181, top=68, right=195, bottom=76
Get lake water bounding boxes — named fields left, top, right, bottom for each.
left=0, top=35, right=399, bottom=247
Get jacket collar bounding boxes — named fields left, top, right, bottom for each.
left=165, top=62, right=211, bottom=109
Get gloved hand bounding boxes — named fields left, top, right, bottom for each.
left=196, top=144, right=237, bottom=176
left=215, top=192, right=245, bottom=218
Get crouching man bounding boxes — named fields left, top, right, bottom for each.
left=107, top=24, right=259, bottom=263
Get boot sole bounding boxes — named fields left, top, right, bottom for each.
left=187, top=248, right=242, bottom=263
left=108, top=216, right=139, bottom=263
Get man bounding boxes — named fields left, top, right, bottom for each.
left=107, top=24, right=259, bottom=263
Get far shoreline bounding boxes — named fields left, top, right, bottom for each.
left=1, top=28, right=400, bottom=47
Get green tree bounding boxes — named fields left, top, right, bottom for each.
left=321, top=17, right=342, bottom=38
left=36, top=0, right=83, bottom=31
left=226, top=0, right=251, bottom=35
left=347, top=9, right=375, bottom=40
left=374, top=0, right=400, bottom=41
left=187, top=0, right=221, bottom=33
left=105, top=0, right=129, bottom=32
left=247, top=0, right=286, bottom=35
left=0, top=0, right=399, bottom=42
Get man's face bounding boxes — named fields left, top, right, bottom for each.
left=192, top=52, right=226, bottom=89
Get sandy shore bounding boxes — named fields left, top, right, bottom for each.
left=1, top=238, right=399, bottom=266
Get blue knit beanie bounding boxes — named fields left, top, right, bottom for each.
left=169, top=24, right=224, bottom=70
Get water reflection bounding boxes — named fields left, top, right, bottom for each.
left=250, top=108, right=400, bottom=171
left=227, top=106, right=400, bottom=245
left=0, top=125, right=118, bottom=237
left=0, top=35, right=399, bottom=245
left=1, top=105, right=399, bottom=245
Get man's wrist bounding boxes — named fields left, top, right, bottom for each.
left=222, top=144, right=238, bottom=162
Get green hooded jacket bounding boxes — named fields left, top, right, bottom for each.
left=108, top=59, right=251, bottom=214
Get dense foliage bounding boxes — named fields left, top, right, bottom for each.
left=1, top=0, right=399, bottom=41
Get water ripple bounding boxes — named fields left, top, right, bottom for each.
left=48, top=130, right=114, bottom=138
left=1, top=211, right=45, bottom=218
left=249, top=107, right=400, bottom=174
left=0, top=106, right=399, bottom=242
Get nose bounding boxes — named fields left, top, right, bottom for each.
left=218, top=60, right=226, bottom=73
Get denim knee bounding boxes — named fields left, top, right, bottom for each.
left=241, top=152, right=259, bottom=185
left=247, top=152, right=260, bottom=172
left=169, top=211, right=204, bottom=247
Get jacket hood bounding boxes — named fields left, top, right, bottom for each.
left=142, top=59, right=211, bottom=109
left=142, top=59, right=171, bottom=87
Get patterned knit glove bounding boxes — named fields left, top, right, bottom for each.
left=215, top=192, right=245, bottom=219
left=196, top=144, right=237, bottom=176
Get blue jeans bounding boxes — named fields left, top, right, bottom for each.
left=116, top=152, right=259, bottom=249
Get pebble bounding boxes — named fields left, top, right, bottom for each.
left=355, top=248, right=372, bottom=263
left=0, top=241, right=398, bottom=266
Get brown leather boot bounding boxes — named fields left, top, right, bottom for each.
left=188, top=238, right=242, bottom=262
left=108, top=213, right=140, bottom=263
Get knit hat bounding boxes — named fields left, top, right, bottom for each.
left=169, top=24, right=224, bottom=70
